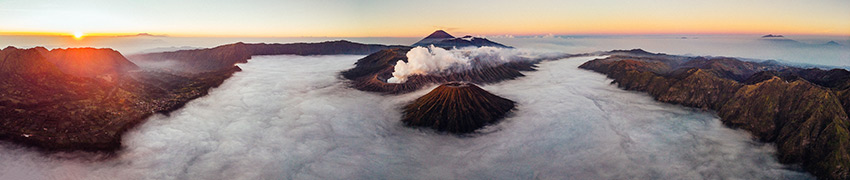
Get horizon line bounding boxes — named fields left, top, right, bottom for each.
left=2, top=31, right=849, bottom=38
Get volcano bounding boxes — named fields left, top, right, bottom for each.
left=422, top=30, right=455, bottom=39
left=401, top=82, right=515, bottom=133
left=412, top=30, right=511, bottom=49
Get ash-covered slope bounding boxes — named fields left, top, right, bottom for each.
left=402, top=82, right=515, bottom=133
left=580, top=50, right=850, bottom=180
left=412, top=30, right=511, bottom=49
left=130, top=40, right=407, bottom=73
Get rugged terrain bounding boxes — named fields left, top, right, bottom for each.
left=580, top=49, right=850, bottom=179
left=0, top=46, right=239, bottom=151
left=0, top=40, right=404, bottom=152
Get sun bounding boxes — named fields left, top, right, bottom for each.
left=73, top=32, right=84, bottom=39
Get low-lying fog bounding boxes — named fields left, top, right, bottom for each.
left=0, top=55, right=813, bottom=179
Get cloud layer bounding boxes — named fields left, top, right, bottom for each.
left=0, top=55, right=813, bottom=179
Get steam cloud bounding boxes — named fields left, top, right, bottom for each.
left=0, top=55, right=812, bottom=179
left=388, top=45, right=550, bottom=83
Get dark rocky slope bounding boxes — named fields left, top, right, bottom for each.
left=580, top=50, right=850, bottom=179
left=402, top=82, right=515, bottom=133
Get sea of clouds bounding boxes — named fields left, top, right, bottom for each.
left=0, top=55, right=813, bottom=179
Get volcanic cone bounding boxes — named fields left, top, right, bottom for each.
left=401, top=82, right=515, bottom=133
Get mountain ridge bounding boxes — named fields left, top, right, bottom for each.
left=579, top=50, right=850, bottom=179
left=130, top=40, right=408, bottom=73
left=411, top=30, right=511, bottom=49
left=1, top=40, right=406, bottom=152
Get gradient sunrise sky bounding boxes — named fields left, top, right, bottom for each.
left=1, top=0, right=848, bottom=37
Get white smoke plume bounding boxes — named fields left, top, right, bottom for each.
left=388, top=45, right=552, bottom=83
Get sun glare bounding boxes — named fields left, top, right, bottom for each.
left=73, top=32, right=84, bottom=39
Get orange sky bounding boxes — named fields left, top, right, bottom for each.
left=1, top=0, right=848, bottom=37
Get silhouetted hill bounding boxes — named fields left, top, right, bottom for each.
left=758, top=36, right=846, bottom=48
left=823, top=41, right=844, bottom=47
left=1, top=47, right=63, bottom=75
left=116, top=33, right=167, bottom=37
left=42, top=47, right=139, bottom=77
left=762, top=34, right=784, bottom=38
left=580, top=50, right=850, bottom=179
left=130, top=40, right=407, bottom=73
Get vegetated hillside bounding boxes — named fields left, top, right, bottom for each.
left=1, top=40, right=410, bottom=152
left=0, top=46, right=239, bottom=152
left=580, top=50, right=850, bottom=179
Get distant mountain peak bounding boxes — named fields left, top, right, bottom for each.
left=117, top=33, right=167, bottom=37
left=608, top=49, right=659, bottom=56
left=412, top=30, right=510, bottom=49
left=762, top=34, right=784, bottom=38
left=423, top=30, right=455, bottom=39
left=824, top=41, right=843, bottom=46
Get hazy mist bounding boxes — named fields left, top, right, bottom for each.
left=0, top=55, right=813, bottom=179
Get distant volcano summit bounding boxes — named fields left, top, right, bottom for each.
left=412, top=30, right=511, bottom=49
left=401, top=82, right=515, bottom=133
left=422, top=30, right=455, bottom=39
left=762, top=34, right=785, bottom=38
